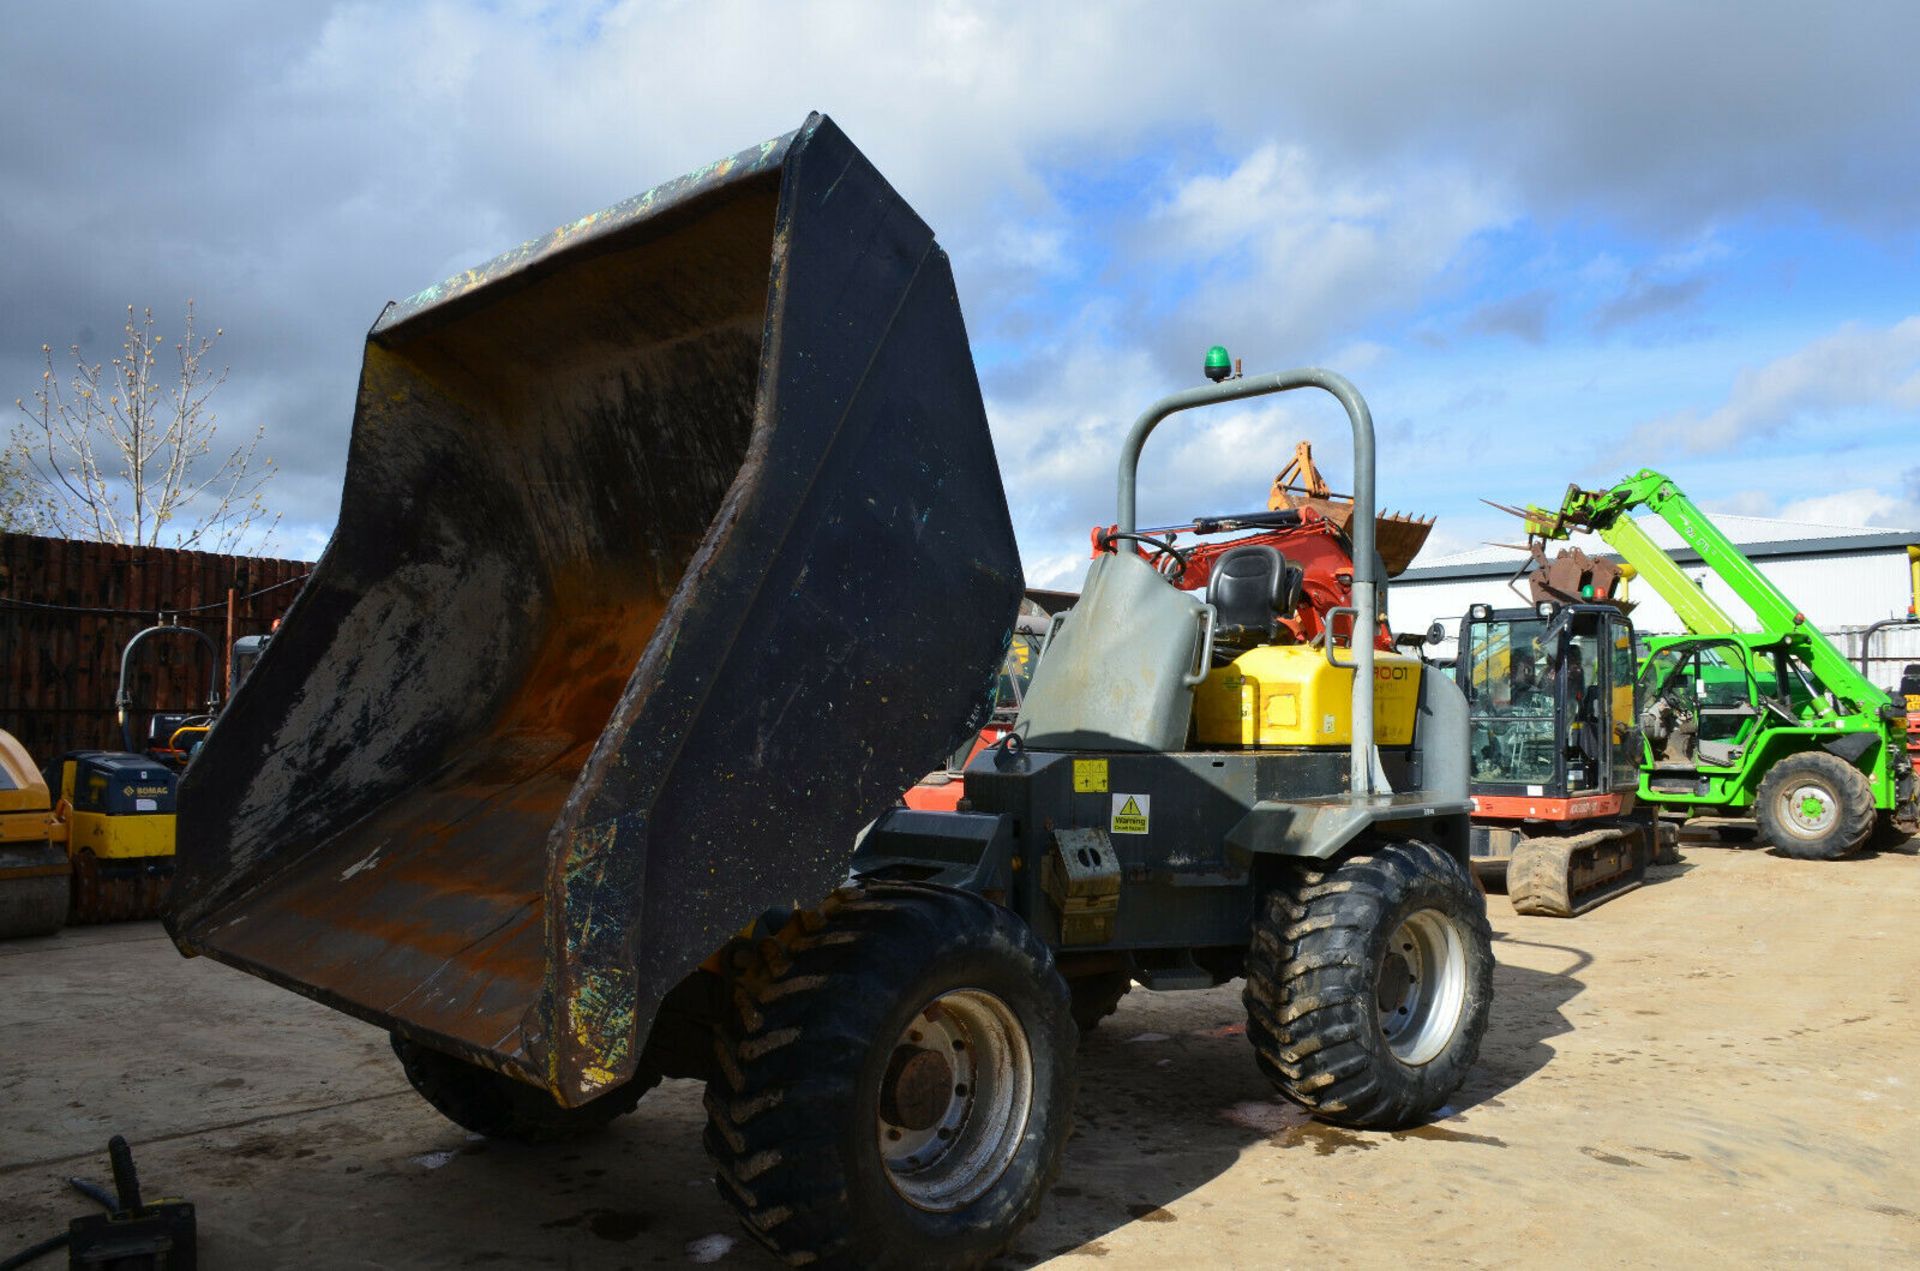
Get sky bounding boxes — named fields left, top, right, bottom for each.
left=4, top=2, right=1918, bottom=588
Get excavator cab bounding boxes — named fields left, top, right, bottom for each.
left=1461, top=603, right=1635, bottom=799
left=1460, top=602, right=1662, bottom=915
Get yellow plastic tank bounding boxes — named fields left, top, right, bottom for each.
left=1193, top=644, right=1422, bottom=748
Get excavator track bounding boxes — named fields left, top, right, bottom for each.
left=1507, top=825, right=1652, bottom=918
left=69, top=849, right=172, bottom=924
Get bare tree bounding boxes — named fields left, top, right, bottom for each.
left=0, top=444, right=48, bottom=534
left=12, top=302, right=277, bottom=552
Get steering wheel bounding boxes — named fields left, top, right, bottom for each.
left=1098, top=531, right=1193, bottom=578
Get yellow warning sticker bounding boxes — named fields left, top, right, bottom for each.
left=1073, top=758, right=1109, bottom=793
left=1110, top=793, right=1150, bottom=834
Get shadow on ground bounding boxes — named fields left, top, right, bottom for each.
left=987, top=937, right=1590, bottom=1267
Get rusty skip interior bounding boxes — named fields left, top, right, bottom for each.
left=171, top=173, right=785, bottom=1078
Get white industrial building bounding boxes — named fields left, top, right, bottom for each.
left=1390, top=514, right=1920, bottom=693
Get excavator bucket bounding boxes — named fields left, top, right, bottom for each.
left=1266, top=442, right=1432, bottom=576
left=1291, top=499, right=1434, bottom=577
left=164, top=114, right=1023, bottom=1106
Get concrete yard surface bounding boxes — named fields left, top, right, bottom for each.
left=3, top=844, right=1918, bottom=1268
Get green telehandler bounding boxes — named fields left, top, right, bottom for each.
left=1521, top=468, right=1918, bottom=860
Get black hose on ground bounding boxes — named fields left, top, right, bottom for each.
left=2, top=1137, right=149, bottom=1268
left=0, top=1232, right=70, bottom=1271
left=66, top=1176, right=117, bottom=1211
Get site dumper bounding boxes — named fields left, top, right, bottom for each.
left=167, top=118, right=1492, bottom=1268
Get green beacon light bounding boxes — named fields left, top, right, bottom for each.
left=1203, top=345, right=1232, bottom=383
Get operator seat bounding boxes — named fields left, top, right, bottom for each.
left=1207, top=545, right=1303, bottom=649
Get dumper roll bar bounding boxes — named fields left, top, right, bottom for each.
left=117, top=624, right=222, bottom=753
left=1116, top=368, right=1379, bottom=796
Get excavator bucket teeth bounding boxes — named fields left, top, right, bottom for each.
left=1287, top=497, right=1433, bottom=577
left=1371, top=512, right=1434, bottom=578
left=164, top=114, right=1023, bottom=1106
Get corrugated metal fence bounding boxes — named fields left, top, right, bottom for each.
left=1833, top=622, right=1920, bottom=694
left=0, top=533, right=314, bottom=760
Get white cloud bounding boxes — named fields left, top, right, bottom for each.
left=1141, top=144, right=1511, bottom=357
left=1775, top=488, right=1911, bottom=528
left=1629, top=316, right=1920, bottom=455
left=6, top=0, right=1920, bottom=568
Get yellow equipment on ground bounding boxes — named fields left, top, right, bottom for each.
left=54, top=751, right=179, bottom=924
left=0, top=731, right=183, bottom=936
left=0, top=730, right=70, bottom=938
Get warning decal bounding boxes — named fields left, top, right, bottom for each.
left=1073, top=758, right=1109, bottom=793
left=1110, top=793, right=1150, bottom=834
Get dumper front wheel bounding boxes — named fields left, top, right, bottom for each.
left=391, top=1035, right=656, bottom=1142
left=706, top=882, right=1074, bottom=1270
left=1244, top=840, right=1492, bottom=1129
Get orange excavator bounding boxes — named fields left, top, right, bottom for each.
left=904, top=443, right=1432, bottom=812
left=1092, top=440, right=1432, bottom=649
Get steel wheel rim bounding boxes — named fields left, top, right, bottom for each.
left=1781, top=783, right=1836, bottom=837
left=877, top=988, right=1033, bottom=1212
left=1377, top=909, right=1468, bottom=1066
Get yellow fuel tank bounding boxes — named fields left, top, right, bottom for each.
left=1193, top=644, right=1422, bottom=748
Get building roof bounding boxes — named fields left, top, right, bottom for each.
left=1399, top=513, right=1920, bottom=582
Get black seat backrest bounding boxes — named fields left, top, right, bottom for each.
left=1207, top=545, right=1302, bottom=647
left=1901, top=663, right=1920, bottom=696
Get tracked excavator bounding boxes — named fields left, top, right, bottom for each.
left=1454, top=597, right=1674, bottom=916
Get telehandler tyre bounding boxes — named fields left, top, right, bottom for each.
left=1754, top=752, right=1875, bottom=860
left=1244, top=840, right=1492, bottom=1129
left=390, top=1035, right=655, bottom=1142
left=706, top=882, right=1074, bottom=1270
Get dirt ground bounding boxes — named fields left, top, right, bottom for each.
left=4, top=840, right=1918, bottom=1269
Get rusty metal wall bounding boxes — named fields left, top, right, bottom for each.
left=0, top=532, right=314, bottom=761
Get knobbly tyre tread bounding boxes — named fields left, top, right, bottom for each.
left=1067, top=970, right=1132, bottom=1037
left=1753, top=751, right=1876, bottom=861
left=705, top=881, right=1075, bottom=1270
left=1243, top=840, right=1493, bottom=1130
left=391, top=1035, right=655, bottom=1142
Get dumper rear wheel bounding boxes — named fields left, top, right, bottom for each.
left=1244, top=840, right=1492, bottom=1129
left=391, top=1035, right=655, bottom=1142
left=705, top=882, right=1074, bottom=1270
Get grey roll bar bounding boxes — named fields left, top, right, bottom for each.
left=117, top=624, right=223, bottom=753
left=1115, top=368, right=1379, bottom=797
